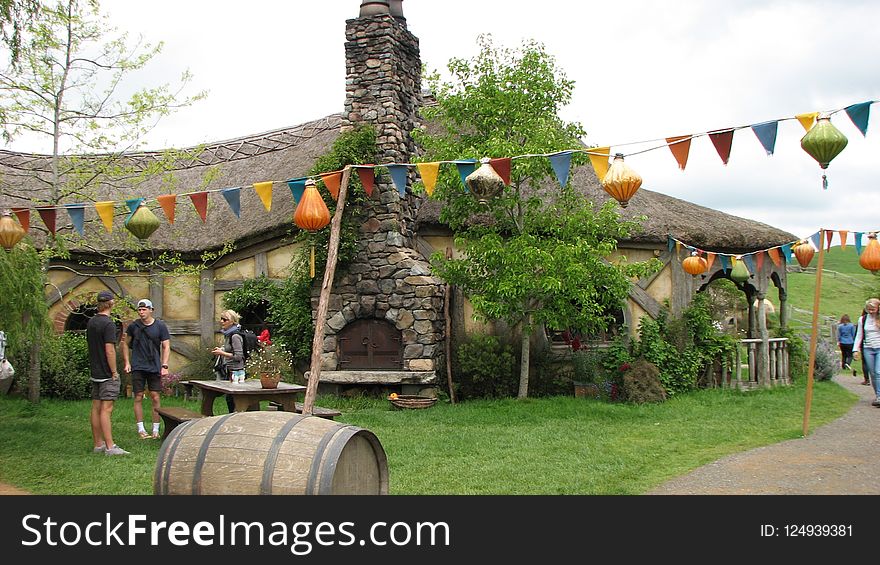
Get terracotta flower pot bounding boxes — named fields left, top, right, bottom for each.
left=260, top=373, right=281, bottom=389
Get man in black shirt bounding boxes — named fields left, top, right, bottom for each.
left=87, top=290, right=128, bottom=455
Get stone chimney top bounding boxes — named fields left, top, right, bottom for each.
left=359, top=1, right=390, bottom=17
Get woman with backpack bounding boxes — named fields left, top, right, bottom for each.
left=212, top=309, right=245, bottom=413
left=853, top=298, right=880, bottom=405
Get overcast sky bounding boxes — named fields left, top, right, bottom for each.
left=10, top=1, right=880, bottom=242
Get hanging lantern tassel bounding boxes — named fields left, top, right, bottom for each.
left=800, top=116, right=848, bottom=190
left=293, top=179, right=331, bottom=278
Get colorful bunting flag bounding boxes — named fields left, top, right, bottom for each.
left=416, top=162, right=440, bottom=197
left=751, top=121, right=778, bottom=156
left=780, top=243, right=792, bottom=263
left=705, top=252, right=716, bottom=272
left=767, top=247, right=781, bottom=267
left=489, top=158, right=512, bottom=186
left=95, top=201, right=115, bottom=233
left=844, top=102, right=871, bottom=136
left=254, top=181, right=273, bottom=212
left=825, top=230, right=834, bottom=251
left=719, top=255, right=730, bottom=272
left=809, top=231, right=821, bottom=251
left=355, top=167, right=375, bottom=198
left=666, top=136, right=692, bottom=170
left=12, top=208, right=29, bottom=233
left=321, top=171, right=342, bottom=201
left=839, top=230, right=848, bottom=250
left=742, top=254, right=756, bottom=276
left=796, top=112, right=819, bottom=132
left=37, top=207, right=56, bottom=236
left=587, top=147, right=610, bottom=181
left=66, top=204, right=85, bottom=236
left=157, top=194, right=177, bottom=224
left=667, top=237, right=675, bottom=253
left=287, top=178, right=307, bottom=205
left=855, top=232, right=864, bottom=256
left=124, top=198, right=144, bottom=223
left=454, top=160, right=477, bottom=190
left=388, top=165, right=408, bottom=197
left=189, top=192, right=208, bottom=223
left=548, top=151, right=573, bottom=188
left=708, top=129, right=734, bottom=165
left=221, top=187, right=241, bottom=218
left=756, top=250, right=765, bottom=273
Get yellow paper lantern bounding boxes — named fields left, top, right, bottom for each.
left=601, top=154, right=642, bottom=208
left=0, top=209, right=26, bottom=250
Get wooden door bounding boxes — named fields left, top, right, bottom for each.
left=337, top=319, right=402, bottom=369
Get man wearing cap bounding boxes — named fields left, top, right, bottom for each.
left=122, top=298, right=171, bottom=440
left=87, top=291, right=128, bottom=455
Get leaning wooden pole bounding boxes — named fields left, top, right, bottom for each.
left=302, top=166, right=352, bottom=416
left=802, top=229, right=825, bottom=437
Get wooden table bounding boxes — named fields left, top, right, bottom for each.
left=188, top=379, right=307, bottom=416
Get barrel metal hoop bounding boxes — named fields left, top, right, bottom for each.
left=306, top=424, right=351, bottom=495
left=192, top=414, right=235, bottom=495
left=259, top=413, right=308, bottom=495
left=155, top=418, right=200, bottom=495
left=317, top=427, right=362, bottom=495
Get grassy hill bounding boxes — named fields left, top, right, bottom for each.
left=783, top=245, right=878, bottom=337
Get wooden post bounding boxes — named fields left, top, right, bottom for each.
left=803, top=230, right=825, bottom=437
left=444, top=247, right=456, bottom=404
left=302, top=167, right=352, bottom=416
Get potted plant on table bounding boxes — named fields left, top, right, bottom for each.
left=245, top=342, right=293, bottom=389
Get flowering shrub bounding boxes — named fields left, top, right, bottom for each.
left=246, top=342, right=293, bottom=377
left=161, top=372, right=182, bottom=394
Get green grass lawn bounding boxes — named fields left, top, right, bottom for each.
left=0, top=377, right=855, bottom=495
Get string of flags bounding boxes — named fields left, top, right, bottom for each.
left=0, top=99, right=876, bottom=241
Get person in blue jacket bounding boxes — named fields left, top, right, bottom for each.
left=837, top=313, right=856, bottom=373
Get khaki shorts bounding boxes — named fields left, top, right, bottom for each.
left=91, top=378, right=120, bottom=401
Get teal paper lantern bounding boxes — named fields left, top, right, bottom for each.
left=800, top=117, right=848, bottom=189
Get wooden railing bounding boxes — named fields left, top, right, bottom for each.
left=717, top=338, right=790, bottom=390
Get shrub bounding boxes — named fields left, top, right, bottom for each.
left=455, top=333, right=517, bottom=399
left=39, top=332, right=91, bottom=399
left=813, top=338, right=837, bottom=381
left=621, top=359, right=667, bottom=404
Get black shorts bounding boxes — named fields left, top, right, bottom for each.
left=131, top=371, right=162, bottom=393
left=91, top=378, right=120, bottom=401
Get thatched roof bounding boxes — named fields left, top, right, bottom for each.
left=0, top=111, right=795, bottom=257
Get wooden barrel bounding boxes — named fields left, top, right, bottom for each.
left=153, top=411, right=388, bottom=495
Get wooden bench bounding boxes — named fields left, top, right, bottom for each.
left=156, top=406, right=204, bottom=440
left=268, top=401, right=341, bottom=420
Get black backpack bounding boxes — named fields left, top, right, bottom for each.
left=234, top=328, right=259, bottom=362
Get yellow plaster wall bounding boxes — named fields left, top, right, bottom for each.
left=164, top=275, right=200, bottom=320
left=47, top=277, right=113, bottom=320
left=168, top=335, right=201, bottom=372
left=646, top=264, right=672, bottom=304
left=629, top=302, right=648, bottom=338
left=267, top=243, right=303, bottom=278
left=116, top=276, right=150, bottom=305
left=216, top=257, right=255, bottom=281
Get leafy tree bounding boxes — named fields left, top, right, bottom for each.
left=0, top=0, right=206, bottom=401
left=0, top=0, right=39, bottom=64
left=416, top=36, right=659, bottom=398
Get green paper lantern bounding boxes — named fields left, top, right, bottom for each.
left=125, top=203, right=160, bottom=240
left=730, top=258, right=750, bottom=284
left=800, top=117, right=848, bottom=189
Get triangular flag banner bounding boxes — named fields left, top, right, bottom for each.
left=844, top=101, right=871, bottom=136
left=705, top=252, right=716, bottom=272
left=455, top=160, right=477, bottom=190
left=221, top=187, right=242, bottom=218
left=489, top=158, right=511, bottom=186
left=743, top=254, right=757, bottom=276
left=321, top=172, right=342, bottom=201
left=767, top=247, right=781, bottom=267
left=189, top=192, right=208, bottom=223
left=124, top=197, right=144, bottom=223
left=355, top=167, right=375, bottom=198
left=708, top=129, right=734, bottom=165
left=388, top=165, right=408, bottom=197
left=37, top=207, right=56, bottom=236
left=796, top=112, right=819, bottom=132
left=751, top=121, right=778, bottom=156
left=666, top=136, right=692, bottom=170
left=287, top=178, right=307, bottom=205
left=95, top=201, right=115, bottom=233
left=157, top=194, right=177, bottom=224
left=667, top=237, right=675, bottom=252
left=756, top=251, right=765, bottom=273
left=780, top=243, right=792, bottom=263
left=675, top=241, right=681, bottom=255
left=12, top=208, right=29, bottom=232
left=855, top=232, right=863, bottom=256
left=839, top=230, right=848, bottom=250
left=416, top=162, right=440, bottom=197
left=587, top=146, right=611, bottom=181
left=809, top=232, right=821, bottom=251
left=65, top=204, right=85, bottom=236
left=825, top=230, right=834, bottom=251
left=719, top=255, right=730, bottom=272
left=548, top=151, right=573, bottom=188
left=253, top=181, right=273, bottom=212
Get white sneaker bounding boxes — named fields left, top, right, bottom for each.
left=92, top=445, right=106, bottom=454
left=104, top=445, right=130, bottom=456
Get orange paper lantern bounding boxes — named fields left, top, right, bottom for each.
left=859, top=233, right=880, bottom=274
left=793, top=241, right=815, bottom=268
left=293, top=180, right=331, bottom=277
left=682, top=251, right=708, bottom=276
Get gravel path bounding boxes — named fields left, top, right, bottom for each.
left=648, top=372, right=880, bottom=495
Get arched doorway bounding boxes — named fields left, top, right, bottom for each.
left=337, top=319, right=402, bottom=369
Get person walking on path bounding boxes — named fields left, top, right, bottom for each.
left=86, top=291, right=128, bottom=456
left=211, top=309, right=245, bottom=414
left=837, top=313, right=856, bottom=372
left=122, top=299, right=171, bottom=439
left=854, top=298, right=880, bottom=405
